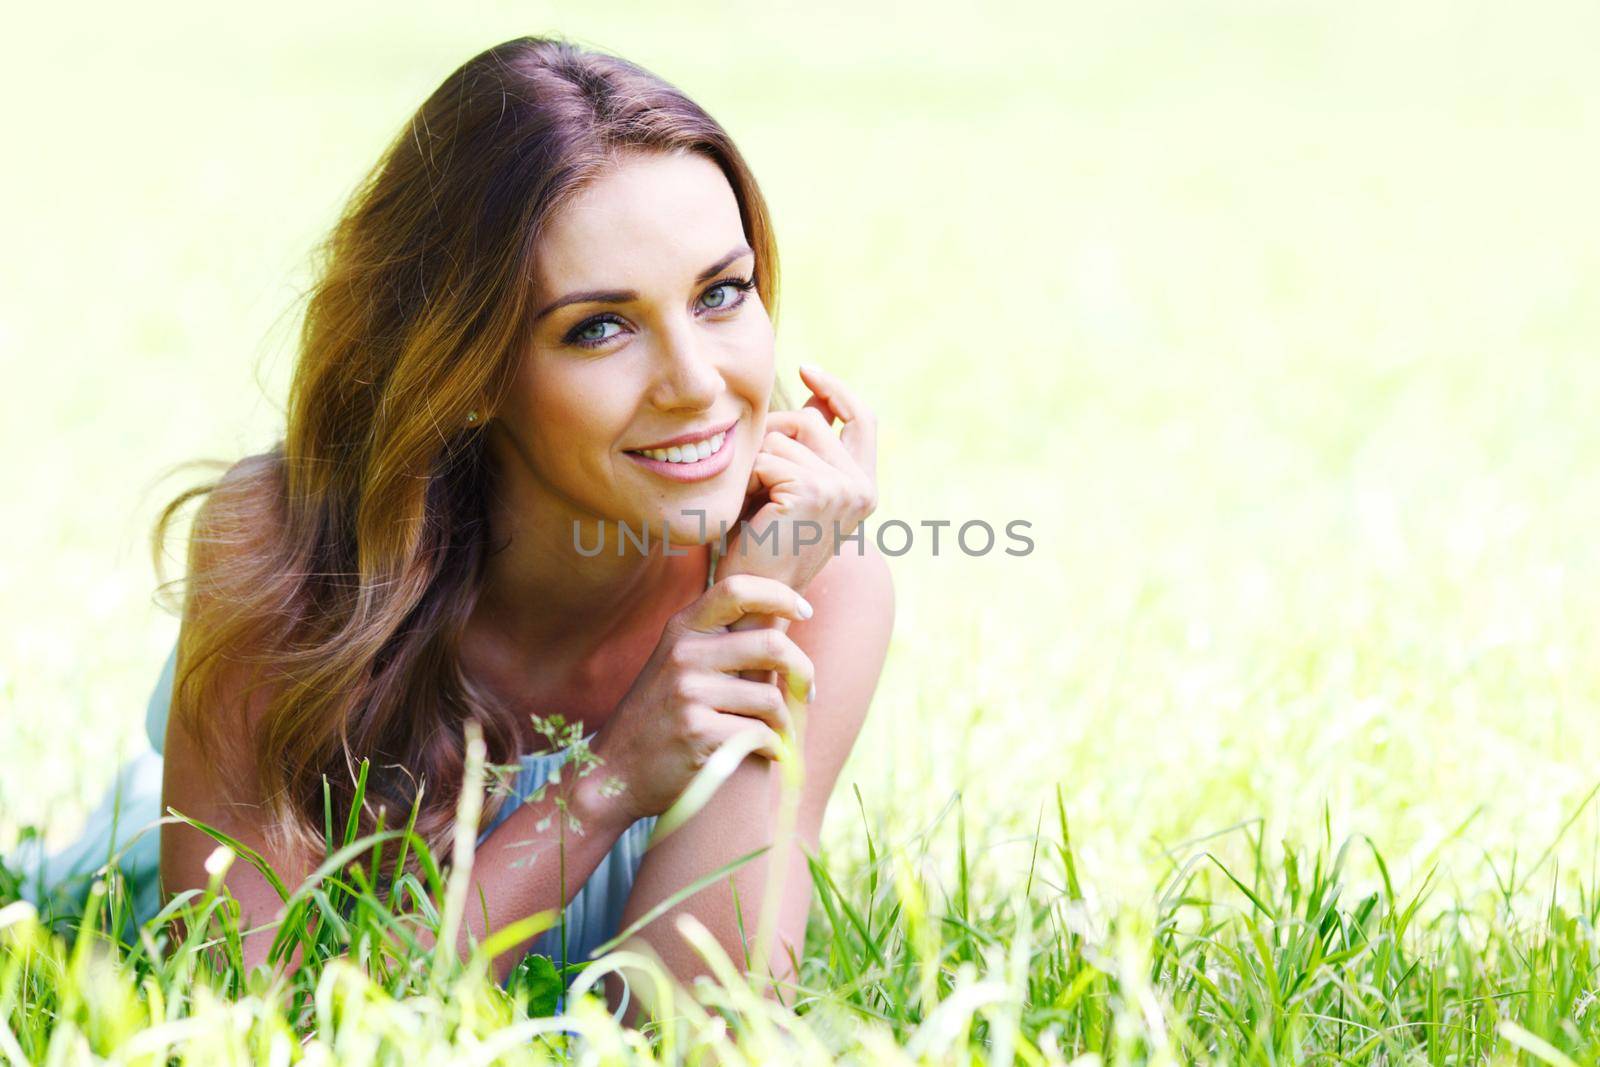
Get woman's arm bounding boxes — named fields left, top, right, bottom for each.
left=162, top=664, right=637, bottom=985
left=611, top=540, right=894, bottom=1019
left=413, top=766, right=635, bottom=982
left=160, top=462, right=640, bottom=986
left=160, top=701, right=319, bottom=976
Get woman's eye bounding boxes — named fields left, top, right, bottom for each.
left=567, top=316, right=625, bottom=348
left=699, top=278, right=753, bottom=312
left=700, top=284, right=735, bottom=310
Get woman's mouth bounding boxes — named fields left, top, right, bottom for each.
left=624, top=423, right=736, bottom=483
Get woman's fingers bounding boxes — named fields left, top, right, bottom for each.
left=695, top=675, right=796, bottom=741
left=678, top=574, right=813, bottom=634
left=700, top=627, right=815, bottom=704
left=800, top=391, right=838, bottom=425
left=700, top=715, right=787, bottom=764
left=764, top=409, right=860, bottom=477
left=796, top=363, right=877, bottom=473
left=758, top=426, right=839, bottom=474
left=759, top=423, right=874, bottom=522
left=748, top=449, right=810, bottom=509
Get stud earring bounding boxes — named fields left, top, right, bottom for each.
left=465, top=410, right=480, bottom=426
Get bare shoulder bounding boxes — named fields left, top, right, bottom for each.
left=167, top=449, right=288, bottom=779
left=788, top=539, right=895, bottom=739
left=801, top=538, right=895, bottom=634
left=161, top=449, right=314, bottom=960
left=190, top=451, right=285, bottom=563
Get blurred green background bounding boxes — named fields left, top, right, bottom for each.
left=3, top=0, right=1598, bottom=906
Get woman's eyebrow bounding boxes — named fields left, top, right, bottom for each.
left=532, top=244, right=754, bottom=322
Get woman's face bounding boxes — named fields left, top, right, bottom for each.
left=491, top=149, right=775, bottom=550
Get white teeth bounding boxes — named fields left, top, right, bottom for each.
left=639, top=430, right=726, bottom=464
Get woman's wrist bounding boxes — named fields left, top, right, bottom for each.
left=568, top=762, right=639, bottom=835
left=715, top=537, right=824, bottom=596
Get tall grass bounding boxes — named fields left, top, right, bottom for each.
left=7, top=748, right=1600, bottom=1063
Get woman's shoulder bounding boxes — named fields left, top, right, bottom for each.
left=205, top=450, right=286, bottom=524
left=756, top=541, right=893, bottom=828
left=802, top=539, right=895, bottom=626
left=158, top=450, right=290, bottom=755
left=786, top=540, right=895, bottom=730
left=185, top=451, right=290, bottom=597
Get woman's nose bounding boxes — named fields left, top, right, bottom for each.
left=649, top=317, right=723, bottom=408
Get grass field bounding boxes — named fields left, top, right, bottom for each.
left=4, top=0, right=1600, bottom=1061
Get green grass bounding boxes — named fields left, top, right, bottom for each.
left=5, top=0, right=1600, bottom=1061
left=11, top=761, right=1600, bottom=1062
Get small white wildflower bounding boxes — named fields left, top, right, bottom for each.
left=0, top=900, right=38, bottom=929
left=205, top=845, right=236, bottom=878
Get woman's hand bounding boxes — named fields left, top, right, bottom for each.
left=722, top=363, right=879, bottom=597
left=586, top=574, right=817, bottom=824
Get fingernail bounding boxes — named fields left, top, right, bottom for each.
left=806, top=680, right=817, bottom=704
left=797, top=596, right=814, bottom=619
left=799, top=362, right=821, bottom=376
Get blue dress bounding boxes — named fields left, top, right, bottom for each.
left=7, top=543, right=723, bottom=1014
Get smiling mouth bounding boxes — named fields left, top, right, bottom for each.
left=625, top=428, right=730, bottom=465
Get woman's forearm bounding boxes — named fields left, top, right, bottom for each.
left=610, top=753, right=817, bottom=1027
left=413, top=767, right=635, bottom=983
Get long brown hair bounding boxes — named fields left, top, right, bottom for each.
left=151, top=35, right=784, bottom=869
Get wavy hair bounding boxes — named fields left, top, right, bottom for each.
left=150, top=35, right=785, bottom=869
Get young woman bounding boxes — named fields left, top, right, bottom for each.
left=17, top=35, right=893, bottom=1020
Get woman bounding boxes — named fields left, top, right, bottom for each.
left=15, top=35, right=894, bottom=1021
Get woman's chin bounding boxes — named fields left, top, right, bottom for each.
left=651, top=495, right=747, bottom=547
